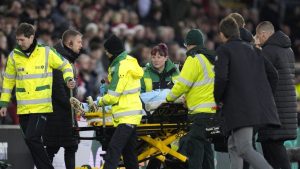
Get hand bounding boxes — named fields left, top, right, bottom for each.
left=67, top=79, right=76, bottom=89
left=0, top=107, right=7, bottom=117
left=254, top=35, right=261, bottom=48
left=182, top=96, right=187, bottom=108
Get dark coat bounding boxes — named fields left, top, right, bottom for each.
left=214, top=38, right=281, bottom=133
left=44, top=41, right=79, bottom=147
left=258, top=31, right=297, bottom=141
left=240, top=27, right=254, bottom=43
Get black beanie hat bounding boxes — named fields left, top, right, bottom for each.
left=104, top=34, right=125, bottom=56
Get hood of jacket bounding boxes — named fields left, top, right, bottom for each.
left=186, top=46, right=216, bottom=65
left=111, top=51, right=144, bottom=80
left=240, top=27, right=254, bottom=43
left=128, top=56, right=144, bottom=80
left=263, top=31, right=291, bottom=48
left=54, top=41, right=80, bottom=63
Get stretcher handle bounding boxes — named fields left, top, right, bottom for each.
left=100, top=80, right=106, bottom=129
left=70, top=89, right=75, bottom=127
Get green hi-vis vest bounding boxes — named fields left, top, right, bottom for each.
left=141, top=59, right=179, bottom=92
left=98, top=52, right=144, bottom=126
left=0, top=44, right=74, bottom=114
left=167, top=54, right=216, bottom=114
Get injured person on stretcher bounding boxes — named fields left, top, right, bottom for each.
left=70, top=89, right=225, bottom=169
left=70, top=89, right=193, bottom=169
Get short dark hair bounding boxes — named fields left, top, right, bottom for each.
left=219, top=17, right=240, bottom=39
left=62, top=29, right=82, bottom=45
left=228, top=13, right=245, bottom=28
left=16, top=23, right=35, bottom=38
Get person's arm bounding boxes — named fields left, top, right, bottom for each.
left=166, top=56, right=197, bottom=102
left=0, top=51, right=16, bottom=108
left=48, top=47, right=74, bottom=83
left=214, top=46, right=230, bottom=104
left=140, top=77, right=146, bottom=93
left=52, top=69, right=72, bottom=110
left=262, top=47, right=277, bottom=66
left=255, top=47, right=278, bottom=94
left=98, top=63, right=128, bottom=106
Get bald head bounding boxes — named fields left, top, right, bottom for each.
left=228, top=13, right=245, bottom=28
left=255, top=21, right=275, bottom=46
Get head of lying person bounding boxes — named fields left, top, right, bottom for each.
left=150, top=43, right=168, bottom=73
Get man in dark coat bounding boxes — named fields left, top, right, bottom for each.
left=256, top=21, right=297, bottom=169
left=44, top=29, right=82, bottom=169
left=228, top=13, right=254, bottom=169
left=215, top=17, right=281, bottom=169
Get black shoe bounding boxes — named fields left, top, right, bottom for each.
left=164, top=157, right=187, bottom=169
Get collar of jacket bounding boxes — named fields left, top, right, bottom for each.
left=148, top=59, right=176, bottom=75
left=110, top=51, right=127, bottom=66
left=54, top=41, right=80, bottom=63
left=227, top=36, right=241, bottom=42
left=262, top=31, right=291, bottom=48
left=186, top=46, right=217, bottom=65
left=15, top=39, right=37, bottom=57
left=240, top=28, right=254, bottom=43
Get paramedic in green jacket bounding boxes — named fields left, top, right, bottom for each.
left=99, top=35, right=144, bottom=169
left=141, top=43, right=179, bottom=93
left=166, top=29, right=217, bottom=169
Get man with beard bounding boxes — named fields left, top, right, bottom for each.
left=44, top=29, right=82, bottom=169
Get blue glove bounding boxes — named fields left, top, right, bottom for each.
left=99, top=79, right=107, bottom=97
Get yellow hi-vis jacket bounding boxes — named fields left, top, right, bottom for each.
left=98, top=52, right=144, bottom=126
left=0, top=44, right=74, bottom=114
left=166, top=53, right=216, bottom=114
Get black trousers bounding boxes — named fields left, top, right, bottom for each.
left=46, top=145, right=78, bottom=169
left=103, top=124, right=139, bottom=169
left=19, top=114, right=54, bottom=169
left=178, top=114, right=214, bottom=169
left=261, top=140, right=291, bottom=169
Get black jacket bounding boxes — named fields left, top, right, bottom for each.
left=258, top=31, right=297, bottom=141
left=44, top=41, right=79, bottom=147
left=240, top=27, right=254, bottom=43
left=214, top=38, right=281, bottom=133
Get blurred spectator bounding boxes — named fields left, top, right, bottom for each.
left=0, top=0, right=299, bottom=107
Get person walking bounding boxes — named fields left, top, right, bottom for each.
left=166, top=28, right=216, bottom=169
left=214, top=17, right=280, bottom=169
left=0, top=23, right=75, bottom=169
left=44, top=29, right=83, bottom=169
left=256, top=21, right=297, bottom=169
left=99, top=34, right=144, bottom=169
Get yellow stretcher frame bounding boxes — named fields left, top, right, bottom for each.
left=76, top=111, right=189, bottom=165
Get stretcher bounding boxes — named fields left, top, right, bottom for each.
left=72, top=101, right=190, bottom=168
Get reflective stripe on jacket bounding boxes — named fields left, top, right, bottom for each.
left=0, top=44, right=74, bottom=114
left=167, top=54, right=216, bottom=114
left=98, top=52, right=144, bottom=126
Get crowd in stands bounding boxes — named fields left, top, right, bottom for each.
left=0, top=0, right=300, bottom=124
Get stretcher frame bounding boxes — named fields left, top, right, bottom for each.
left=73, top=103, right=190, bottom=166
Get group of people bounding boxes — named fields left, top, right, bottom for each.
left=0, top=12, right=297, bottom=169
